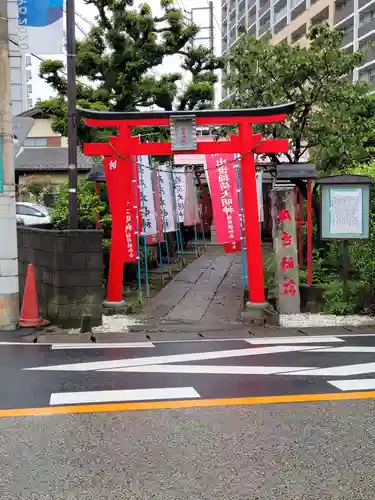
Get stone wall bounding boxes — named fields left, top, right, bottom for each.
left=17, top=227, right=103, bottom=328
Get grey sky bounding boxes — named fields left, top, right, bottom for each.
left=32, top=0, right=222, bottom=102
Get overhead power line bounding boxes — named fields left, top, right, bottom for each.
left=8, top=38, right=92, bottom=90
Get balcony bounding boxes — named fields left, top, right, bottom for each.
left=229, top=26, right=237, bottom=45
left=291, top=23, right=306, bottom=43
left=248, top=14, right=256, bottom=26
left=222, top=5, right=228, bottom=21
left=362, top=45, right=375, bottom=64
left=259, top=19, right=271, bottom=36
left=334, top=0, right=354, bottom=24
left=311, top=6, right=329, bottom=26
left=248, top=22, right=256, bottom=35
left=260, top=0, right=270, bottom=16
left=342, top=27, right=354, bottom=45
left=274, top=16, right=288, bottom=33
left=238, top=0, right=246, bottom=19
left=359, top=17, right=375, bottom=39
left=238, top=15, right=246, bottom=33
left=291, top=0, right=306, bottom=21
left=274, top=3, right=288, bottom=23
left=229, top=10, right=236, bottom=29
left=359, top=0, right=373, bottom=8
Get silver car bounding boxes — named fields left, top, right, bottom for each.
left=15, top=202, right=51, bottom=226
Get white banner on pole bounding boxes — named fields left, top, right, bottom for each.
left=172, top=166, right=186, bottom=223
left=18, top=0, right=64, bottom=54
left=184, top=169, right=200, bottom=227
left=139, top=155, right=157, bottom=235
left=158, top=165, right=177, bottom=233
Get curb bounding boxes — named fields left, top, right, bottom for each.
left=1, top=325, right=375, bottom=344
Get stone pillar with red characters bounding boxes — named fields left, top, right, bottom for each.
left=271, top=184, right=301, bottom=314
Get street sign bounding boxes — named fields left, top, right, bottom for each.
left=12, top=117, right=34, bottom=158
left=170, top=115, right=197, bottom=151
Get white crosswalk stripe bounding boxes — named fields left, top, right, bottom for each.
left=49, top=387, right=200, bottom=405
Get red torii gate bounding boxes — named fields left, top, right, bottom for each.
left=79, top=103, right=295, bottom=312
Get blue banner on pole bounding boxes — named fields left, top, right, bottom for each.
left=18, top=0, right=64, bottom=54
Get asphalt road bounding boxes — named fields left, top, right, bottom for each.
left=2, top=334, right=375, bottom=498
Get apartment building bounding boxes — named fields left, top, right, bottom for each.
left=221, top=0, right=375, bottom=98
left=6, top=0, right=33, bottom=115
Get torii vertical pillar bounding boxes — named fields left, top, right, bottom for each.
left=239, top=123, right=267, bottom=316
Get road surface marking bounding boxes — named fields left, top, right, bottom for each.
left=51, top=342, right=155, bottom=350
left=24, top=345, right=325, bottom=372
left=304, top=346, right=375, bottom=353
left=328, top=379, right=375, bottom=391
left=49, top=387, right=200, bottom=406
left=3, top=391, right=375, bottom=418
left=284, top=362, right=375, bottom=376
left=246, top=336, right=344, bottom=345
left=104, top=364, right=318, bottom=375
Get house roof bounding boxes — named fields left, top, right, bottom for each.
left=15, top=147, right=93, bottom=172
left=17, top=107, right=48, bottom=119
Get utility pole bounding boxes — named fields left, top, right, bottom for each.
left=0, top=0, right=19, bottom=330
left=208, top=1, right=214, bottom=52
left=66, top=0, right=78, bottom=229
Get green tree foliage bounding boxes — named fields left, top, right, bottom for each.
left=52, top=180, right=109, bottom=230
left=38, top=0, right=223, bottom=143
left=223, top=23, right=375, bottom=172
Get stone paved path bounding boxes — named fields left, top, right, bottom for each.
left=142, top=249, right=244, bottom=326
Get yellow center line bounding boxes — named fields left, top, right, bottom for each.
left=1, top=390, right=375, bottom=418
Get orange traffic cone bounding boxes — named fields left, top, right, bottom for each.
left=19, top=264, right=49, bottom=328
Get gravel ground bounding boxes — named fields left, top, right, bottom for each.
left=280, top=313, right=375, bottom=328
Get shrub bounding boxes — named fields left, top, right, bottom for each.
left=51, top=180, right=110, bottom=232
left=323, top=279, right=365, bottom=315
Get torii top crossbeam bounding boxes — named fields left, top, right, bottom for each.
left=78, top=102, right=295, bottom=125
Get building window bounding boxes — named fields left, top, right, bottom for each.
left=23, top=138, right=48, bottom=147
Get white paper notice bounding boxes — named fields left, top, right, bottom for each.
left=329, top=188, right=363, bottom=235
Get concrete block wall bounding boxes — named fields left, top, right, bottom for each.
left=17, top=227, right=104, bottom=328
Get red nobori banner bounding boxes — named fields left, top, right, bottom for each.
left=103, top=155, right=137, bottom=266
left=205, top=154, right=240, bottom=244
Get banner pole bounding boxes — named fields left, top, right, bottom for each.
left=158, top=241, right=165, bottom=284
left=191, top=168, right=200, bottom=257
left=158, top=165, right=173, bottom=279
left=236, top=156, right=248, bottom=290
left=133, top=157, right=143, bottom=303
left=139, top=157, right=150, bottom=298
left=195, top=179, right=207, bottom=253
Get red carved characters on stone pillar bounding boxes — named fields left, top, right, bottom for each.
left=272, top=187, right=300, bottom=313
